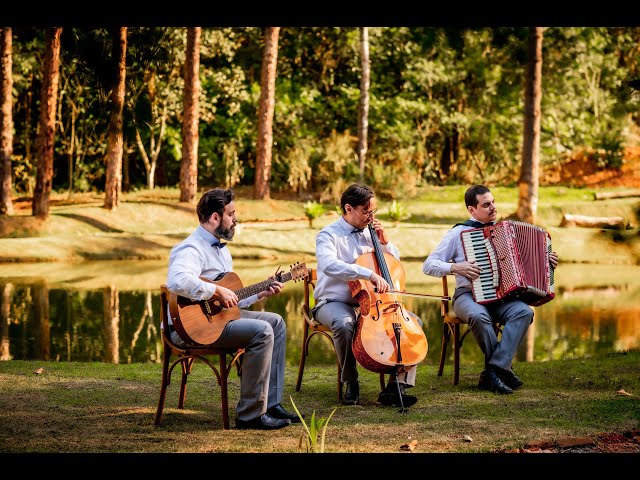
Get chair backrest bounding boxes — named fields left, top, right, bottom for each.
left=159, top=284, right=191, bottom=353
left=303, top=268, right=318, bottom=326
left=159, top=284, right=171, bottom=336
left=440, top=275, right=452, bottom=318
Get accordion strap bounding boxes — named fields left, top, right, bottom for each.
left=453, top=220, right=488, bottom=229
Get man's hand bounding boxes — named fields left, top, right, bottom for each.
left=258, top=278, right=284, bottom=300
left=370, top=271, right=391, bottom=293
left=451, top=261, right=482, bottom=281
left=549, top=251, right=559, bottom=269
left=212, top=285, right=238, bottom=308
left=370, top=218, right=389, bottom=245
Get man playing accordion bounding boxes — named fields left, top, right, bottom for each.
left=422, top=185, right=559, bottom=394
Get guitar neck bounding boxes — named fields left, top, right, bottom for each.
left=235, top=272, right=293, bottom=300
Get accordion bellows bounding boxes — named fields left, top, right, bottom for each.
left=461, top=220, right=555, bottom=306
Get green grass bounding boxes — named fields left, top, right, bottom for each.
left=0, top=351, right=638, bottom=453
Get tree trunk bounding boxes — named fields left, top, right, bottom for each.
left=357, top=27, right=370, bottom=182
left=102, top=285, right=120, bottom=364
left=516, top=27, right=543, bottom=224
left=0, top=28, right=13, bottom=215
left=594, top=190, right=640, bottom=200
left=560, top=213, right=627, bottom=229
left=0, top=282, right=12, bottom=360
left=32, top=27, right=62, bottom=218
left=104, top=27, right=127, bottom=211
left=33, top=280, right=50, bottom=361
left=179, top=27, right=201, bottom=204
left=253, top=27, right=280, bottom=200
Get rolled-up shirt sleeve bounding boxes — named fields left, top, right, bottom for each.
left=422, top=228, right=458, bottom=278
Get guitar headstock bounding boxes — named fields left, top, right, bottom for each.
left=289, top=261, right=308, bottom=282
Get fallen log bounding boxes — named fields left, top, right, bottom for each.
left=593, top=190, right=640, bottom=200
left=560, top=213, right=627, bottom=229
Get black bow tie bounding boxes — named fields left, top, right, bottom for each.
left=211, top=242, right=227, bottom=249
left=351, top=227, right=365, bottom=234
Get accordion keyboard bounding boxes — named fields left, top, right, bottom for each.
left=461, top=229, right=499, bottom=303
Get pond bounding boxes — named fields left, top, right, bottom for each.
left=1, top=259, right=638, bottom=368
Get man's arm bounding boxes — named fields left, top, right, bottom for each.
left=422, top=227, right=481, bottom=281
left=166, top=246, right=217, bottom=301
left=316, top=230, right=372, bottom=281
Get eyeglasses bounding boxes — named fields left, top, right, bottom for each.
left=360, top=208, right=378, bottom=218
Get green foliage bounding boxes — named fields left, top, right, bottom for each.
left=385, top=200, right=411, bottom=225
left=303, top=201, right=325, bottom=228
left=7, top=26, right=640, bottom=196
left=289, top=395, right=337, bottom=453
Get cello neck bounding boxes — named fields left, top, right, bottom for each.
left=367, top=222, right=393, bottom=285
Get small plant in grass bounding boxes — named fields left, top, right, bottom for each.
left=290, top=395, right=337, bottom=453
left=387, top=200, right=410, bottom=226
left=303, top=201, right=326, bottom=228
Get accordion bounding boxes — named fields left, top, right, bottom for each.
left=460, top=220, right=555, bottom=306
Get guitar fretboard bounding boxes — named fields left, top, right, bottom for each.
left=235, top=272, right=294, bottom=300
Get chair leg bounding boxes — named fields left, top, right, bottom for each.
left=336, top=361, right=343, bottom=401
left=219, top=354, right=230, bottom=430
left=453, top=323, right=461, bottom=386
left=178, top=358, right=194, bottom=409
left=438, top=324, right=451, bottom=377
left=154, top=343, right=172, bottom=426
left=379, top=373, right=386, bottom=391
left=295, top=323, right=310, bottom=392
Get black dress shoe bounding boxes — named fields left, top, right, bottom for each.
left=377, top=382, right=418, bottom=408
left=496, top=368, right=524, bottom=390
left=235, top=413, right=291, bottom=430
left=478, top=369, right=513, bottom=395
left=267, top=403, right=303, bottom=423
left=343, top=381, right=360, bottom=405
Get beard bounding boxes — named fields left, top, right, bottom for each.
left=215, top=223, right=235, bottom=241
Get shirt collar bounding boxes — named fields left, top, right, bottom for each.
left=338, top=216, right=363, bottom=235
left=196, top=225, right=224, bottom=246
left=470, top=217, right=494, bottom=227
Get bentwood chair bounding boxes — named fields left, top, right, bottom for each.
left=154, top=285, right=244, bottom=429
left=295, top=268, right=385, bottom=401
left=438, top=275, right=502, bottom=385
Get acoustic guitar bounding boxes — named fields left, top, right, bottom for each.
left=169, top=262, right=308, bottom=345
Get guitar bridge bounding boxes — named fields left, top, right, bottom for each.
left=203, top=300, right=212, bottom=315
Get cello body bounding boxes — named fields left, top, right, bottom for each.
left=348, top=231, right=428, bottom=374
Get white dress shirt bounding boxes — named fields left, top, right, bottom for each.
left=165, top=225, right=259, bottom=326
left=422, top=217, right=486, bottom=290
left=314, top=216, right=400, bottom=303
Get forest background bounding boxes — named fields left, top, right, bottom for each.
left=1, top=26, right=640, bottom=220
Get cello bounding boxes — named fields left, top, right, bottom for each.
left=348, top=221, right=429, bottom=398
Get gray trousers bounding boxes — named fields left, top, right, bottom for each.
left=170, top=309, right=285, bottom=421
left=452, top=288, right=534, bottom=371
left=313, top=300, right=418, bottom=387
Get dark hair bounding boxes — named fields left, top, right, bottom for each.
left=464, top=184, right=491, bottom=208
left=340, top=183, right=375, bottom=214
left=197, top=188, right=234, bottom=224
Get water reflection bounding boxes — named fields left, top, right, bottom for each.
left=1, top=261, right=639, bottom=366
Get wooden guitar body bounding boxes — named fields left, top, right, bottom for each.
left=168, top=263, right=308, bottom=345
left=169, top=273, right=242, bottom=345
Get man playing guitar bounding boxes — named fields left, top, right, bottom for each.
left=165, top=188, right=301, bottom=430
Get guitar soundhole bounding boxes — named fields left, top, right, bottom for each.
left=205, top=302, right=224, bottom=318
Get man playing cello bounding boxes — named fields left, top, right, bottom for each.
left=312, top=183, right=423, bottom=407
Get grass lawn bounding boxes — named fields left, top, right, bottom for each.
left=0, top=350, right=638, bottom=454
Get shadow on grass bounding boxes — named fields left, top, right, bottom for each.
left=55, top=213, right=124, bottom=233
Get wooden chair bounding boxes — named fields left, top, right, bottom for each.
left=295, top=268, right=385, bottom=401
left=154, top=285, right=244, bottom=429
left=438, top=275, right=501, bottom=385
